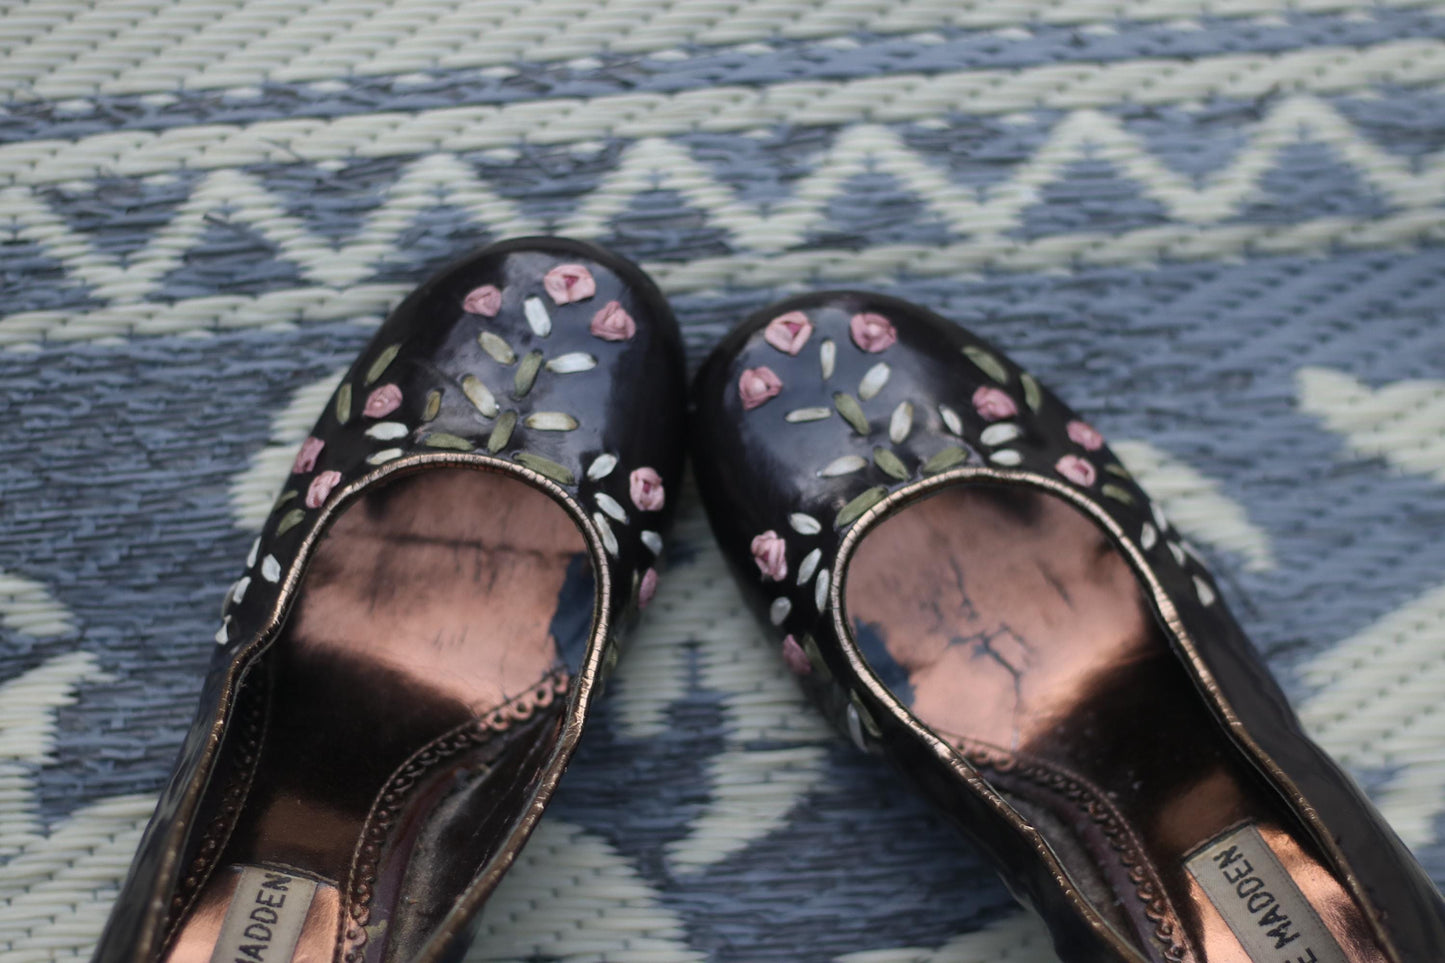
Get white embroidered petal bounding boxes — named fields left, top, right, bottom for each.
left=523, top=297, right=552, bottom=337
left=1141, top=522, right=1159, bottom=551
left=230, top=576, right=251, bottom=606
left=939, top=404, right=964, bottom=436
left=858, top=362, right=890, bottom=401
left=1169, top=541, right=1187, bottom=566
left=980, top=423, right=1021, bottom=446
left=367, top=447, right=403, bottom=465
left=593, top=513, right=619, bottom=557
left=785, top=407, right=832, bottom=423
left=246, top=538, right=260, bottom=569
left=525, top=412, right=579, bottom=431
left=989, top=449, right=1023, bottom=466
left=596, top=492, right=629, bottom=524
left=770, top=597, right=792, bottom=625
left=1194, top=576, right=1217, bottom=607
left=789, top=513, right=821, bottom=535
left=587, top=453, right=618, bottom=480
left=845, top=702, right=867, bottom=752
left=819, top=455, right=867, bottom=477
left=1152, top=501, right=1170, bottom=532
left=797, top=548, right=821, bottom=586
left=546, top=352, right=597, bottom=373
left=365, top=421, right=409, bottom=440
left=641, top=530, right=663, bottom=555
left=260, top=554, right=281, bottom=583
left=215, top=619, right=230, bottom=646
left=889, top=402, right=913, bottom=444
left=815, top=568, right=830, bottom=611
left=820, top=339, right=836, bottom=379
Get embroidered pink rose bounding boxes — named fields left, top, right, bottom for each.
left=850, top=312, right=897, bottom=353
left=544, top=264, right=596, bottom=304
left=972, top=385, right=1018, bottom=422
left=763, top=311, right=813, bottom=355
left=750, top=530, right=788, bottom=581
left=306, top=470, right=342, bottom=509
left=1055, top=454, right=1097, bottom=488
left=590, top=301, right=636, bottom=341
left=1067, top=419, right=1104, bottom=451
left=639, top=568, right=659, bottom=608
left=739, top=366, right=783, bottom=410
left=630, top=467, right=665, bottom=512
left=781, top=634, right=811, bottom=676
left=462, top=284, right=502, bottom=317
left=364, top=384, right=402, bottom=419
left=292, top=436, right=324, bottom=474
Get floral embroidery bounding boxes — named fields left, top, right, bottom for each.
left=305, top=470, right=342, bottom=509
left=630, top=467, right=665, bottom=512
left=1055, top=454, right=1097, bottom=487
left=639, top=568, right=659, bottom=608
left=292, top=437, right=324, bottom=474
left=764, top=311, right=813, bottom=355
left=751, top=530, right=788, bottom=581
left=1067, top=419, right=1104, bottom=451
left=781, top=634, right=811, bottom=676
left=543, top=264, right=596, bottom=304
left=363, top=384, right=403, bottom=419
left=849, top=312, right=897, bottom=353
left=972, top=385, right=1017, bottom=422
left=463, top=284, right=502, bottom=317
left=739, top=366, right=783, bottom=410
left=590, top=301, right=636, bottom=342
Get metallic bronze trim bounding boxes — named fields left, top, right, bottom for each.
left=139, top=451, right=615, bottom=963
left=828, top=464, right=1397, bottom=963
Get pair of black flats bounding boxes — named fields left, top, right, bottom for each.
left=95, top=238, right=1445, bottom=963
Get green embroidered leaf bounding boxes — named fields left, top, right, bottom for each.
left=1021, top=371, right=1043, bottom=412
left=922, top=446, right=968, bottom=474
left=422, top=432, right=474, bottom=451
left=516, top=452, right=576, bottom=486
left=963, top=345, right=1009, bottom=384
left=274, top=489, right=298, bottom=509
left=364, top=343, right=401, bottom=385
left=1104, top=462, right=1133, bottom=480
left=335, top=383, right=353, bottom=424
left=802, top=634, right=832, bottom=683
left=422, top=389, right=442, bottom=422
left=833, top=392, right=869, bottom=435
left=514, top=350, right=544, bottom=398
left=487, top=410, right=517, bottom=453
left=850, top=692, right=882, bottom=738
left=1102, top=483, right=1135, bottom=505
left=478, top=331, right=516, bottom=365
left=835, top=486, right=887, bottom=529
left=873, top=446, right=909, bottom=481
left=275, top=508, right=306, bottom=536
left=461, top=375, right=498, bottom=418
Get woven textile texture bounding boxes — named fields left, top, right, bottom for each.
left=1, top=1, right=1443, bottom=960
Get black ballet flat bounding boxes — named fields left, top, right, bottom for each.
left=94, top=237, right=685, bottom=963
left=690, top=292, right=1445, bottom=963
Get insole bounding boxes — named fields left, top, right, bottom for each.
left=162, top=469, right=593, bottom=963
left=844, top=484, right=1384, bottom=962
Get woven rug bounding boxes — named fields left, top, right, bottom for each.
left=1, top=2, right=1443, bottom=960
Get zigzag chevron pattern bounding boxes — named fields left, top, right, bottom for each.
left=5, top=97, right=1443, bottom=310
left=2, top=40, right=1442, bottom=188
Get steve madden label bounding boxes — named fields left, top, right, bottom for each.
left=208, top=866, right=318, bottom=963
left=1185, top=824, right=1349, bottom=963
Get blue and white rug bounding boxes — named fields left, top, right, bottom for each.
left=0, top=1, right=1443, bottom=959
